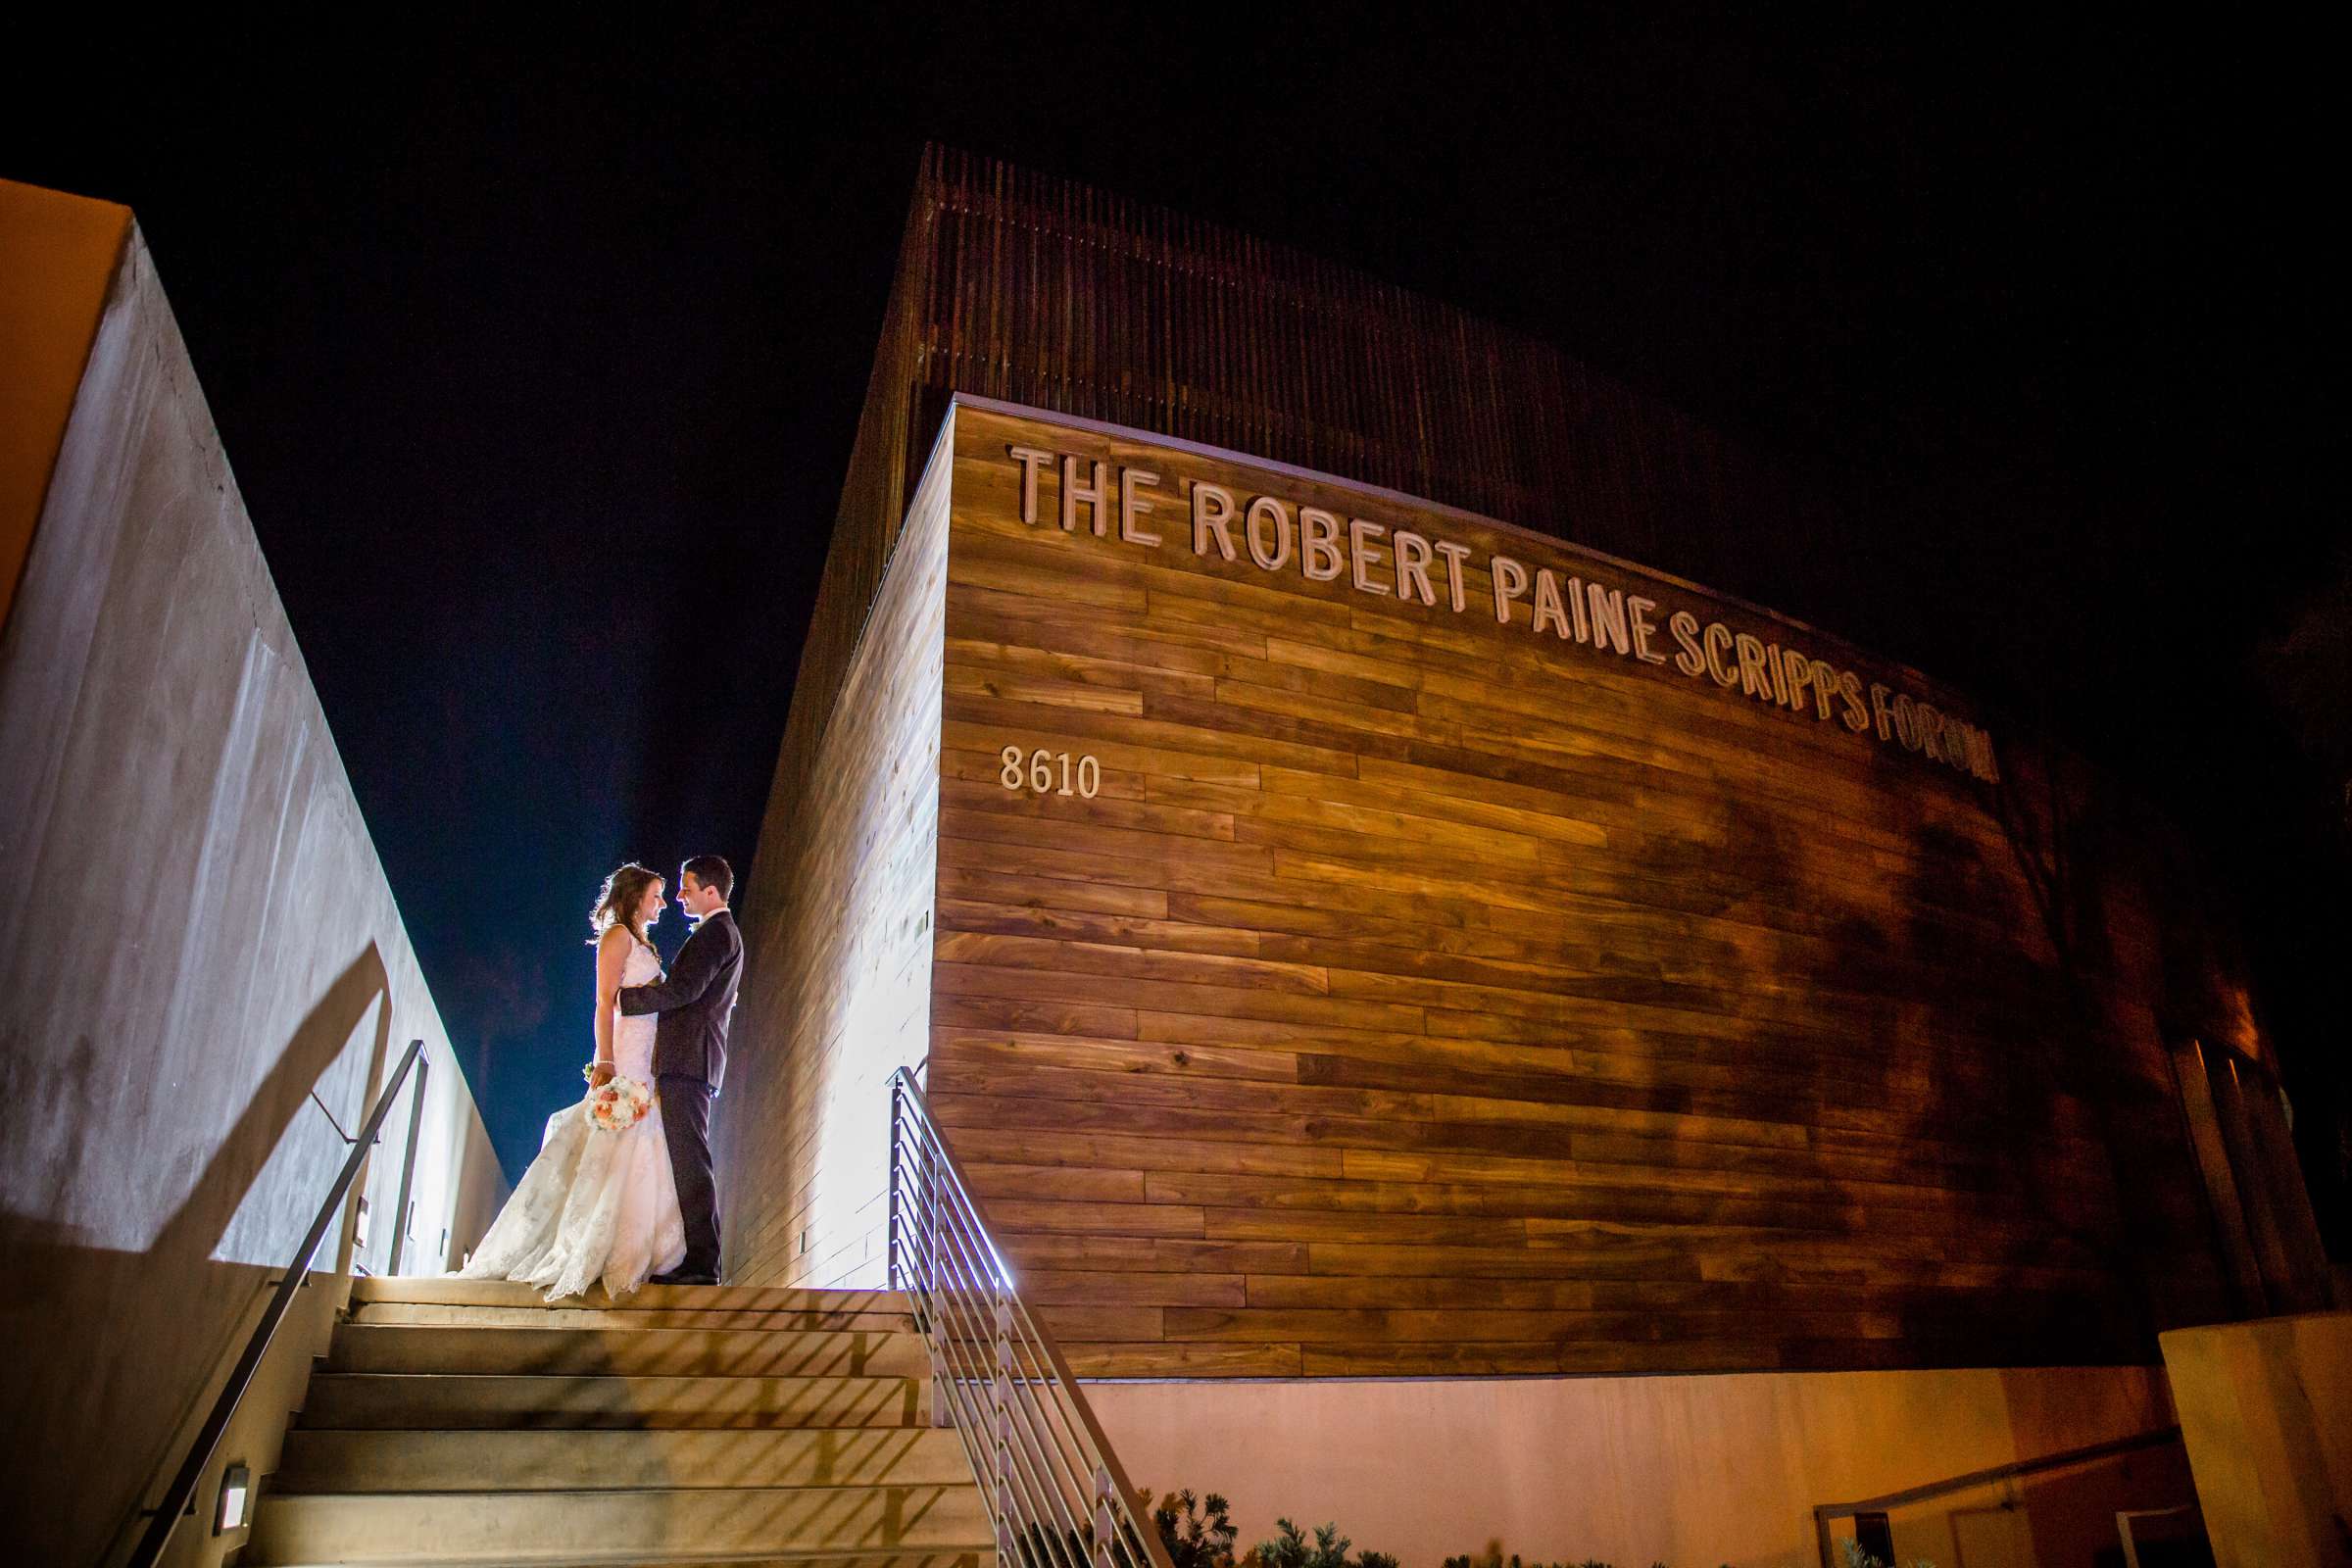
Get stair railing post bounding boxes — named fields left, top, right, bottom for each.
left=928, top=1122, right=951, bottom=1429
left=994, top=1286, right=1014, bottom=1559
left=886, top=1075, right=903, bottom=1294
left=386, top=1053, right=428, bottom=1275
left=1095, top=1465, right=1117, bottom=1568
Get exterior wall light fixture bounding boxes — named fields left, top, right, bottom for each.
left=214, top=1462, right=251, bottom=1535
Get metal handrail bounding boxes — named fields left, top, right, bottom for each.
left=1811, top=1424, right=2184, bottom=1567
left=888, top=1067, right=1177, bottom=1568
left=125, top=1037, right=429, bottom=1568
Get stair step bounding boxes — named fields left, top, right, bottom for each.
left=240, top=1483, right=993, bottom=1564
left=274, top=1427, right=974, bottom=1493
left=352, top=1300, right=914, bottom=1332
left=301, top=1373, right=928, bottom=1431
left=247, top=1553, right=990, bottom=1568
left=327, top=1324, right=931, bottom=1379
left=252, top=1279, right=987, bottom=1566
left=356, top=1278, right=908, bottom=1315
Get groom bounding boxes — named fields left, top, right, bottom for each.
left=614, top=854, right=742, bottom=1285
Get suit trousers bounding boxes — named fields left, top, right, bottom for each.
left=657, top=1073, right=722, bottom=1277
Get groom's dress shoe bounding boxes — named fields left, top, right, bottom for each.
left=650, top=1269, right=718, bottom=1286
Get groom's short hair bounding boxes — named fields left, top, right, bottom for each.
left=683, top=855, right=733, bottom=903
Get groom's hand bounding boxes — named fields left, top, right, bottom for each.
left=590, top=1062, right=615, bottom=1089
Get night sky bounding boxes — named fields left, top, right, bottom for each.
left=9, top=15, right=2342, bottom=1242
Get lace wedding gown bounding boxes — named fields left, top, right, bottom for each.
left=459, top=934, right=687, bottom=1298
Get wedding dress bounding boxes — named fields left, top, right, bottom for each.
left=458, top=933, right=687, bottom=1298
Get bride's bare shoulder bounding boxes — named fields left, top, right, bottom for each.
left=597, top=925, right=634, bottom=956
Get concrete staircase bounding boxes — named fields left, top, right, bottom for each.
left=239, top=1278, right=990, bottom=1568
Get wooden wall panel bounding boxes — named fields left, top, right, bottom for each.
left=717, top=413, right=953, bottom=1288
left=929, top=402, right=2229, bottom=1377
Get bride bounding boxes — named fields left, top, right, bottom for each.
left=459, top=862, right=687, bottom=1298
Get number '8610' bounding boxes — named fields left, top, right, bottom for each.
left=1001, top=746, right=1101, bottom=799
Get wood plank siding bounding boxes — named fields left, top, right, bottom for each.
left=924, top=403, right=2229, bottom=1376
left=716, top=421, right=950, bottom=1289
left=722, top=147, right=2250, bottom=1375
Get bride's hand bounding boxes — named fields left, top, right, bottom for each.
left=589, top=1062, right=616, bottom=1089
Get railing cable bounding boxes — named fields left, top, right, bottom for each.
left=889, top=1067, right=1174, bottom=1568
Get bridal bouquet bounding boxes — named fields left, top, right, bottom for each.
left=583, top=1072, right=653, bottom=1132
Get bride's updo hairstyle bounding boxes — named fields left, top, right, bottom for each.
left=590, top=862, right=662, bottom=948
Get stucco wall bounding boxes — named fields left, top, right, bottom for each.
left=1092, top=1364, right=2188, bottom=1568
left=2163, top=1311, right=2352, bottom=1567
left=0, top=218, right=506, bottom=1566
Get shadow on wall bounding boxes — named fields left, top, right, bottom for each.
left=1647, top=772, right=2153, bottom=1372
left=1880, top=809, right=2134, bottom=1367
left=0, top=946, right=394, bottom=1562
left=1847, top=737, right=2244, bottom=1365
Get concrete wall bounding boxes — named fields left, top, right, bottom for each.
left=0, top=213, right=506, bottom=1566
left=2164, top=1311, right=2352, bottom=1567
left=1092, top=1364, right=2189, bottom=1568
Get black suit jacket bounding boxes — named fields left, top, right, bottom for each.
left=618, top=909, right=742, bottom=1093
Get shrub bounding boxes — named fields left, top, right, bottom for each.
left=1840, top=1541, right=1934, bottom=1568
left=1153, top=1490, right=1240, bottom=1568
left=1253, top=1519, right=1396, bottom=1568
left=1143, top=1488, right=1772, bottom=1568
left=1146, top=1494, right=1395, bottom=1568
left=1443, top=1545, right=1724, bottom=1568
